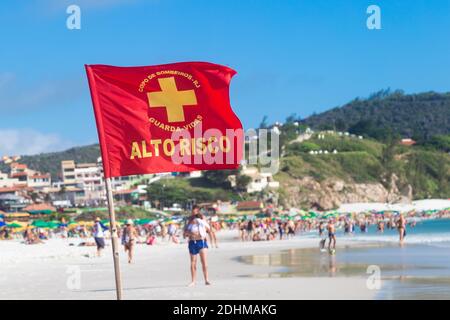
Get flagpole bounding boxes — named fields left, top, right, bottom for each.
left=105, top=177, right=123, bottom=300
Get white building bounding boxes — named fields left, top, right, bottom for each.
left=27, top=173, right=51, bottom=190
left=240, top=166, right=279, bottom=193
left=60, top=157, right=150, bottom=205
left=74, top=162, right=105, bottom=202
left=61, top=159, right=105, bottom=205
left=0, top=172, right=19, bottom=188
left=3, top=163, right=52, bottom=189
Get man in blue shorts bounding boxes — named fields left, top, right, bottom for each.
left=184, top=206, right=211, bottom=287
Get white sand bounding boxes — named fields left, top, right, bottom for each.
left=0, top=231, right=376, bottom=300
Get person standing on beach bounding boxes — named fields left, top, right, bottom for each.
left=327, top=220, right=336, bottom=253
left=277, top=221, right=284, bottom=240
left=208, top=218, right=219, bottom=248
left=167, top=223, right=178, bottom=243
left=93, top=217, right=106, bottom=257
left=122, top=219, right=138, bottom=263
left=246, top=220, right=254, bottom=241
left=239, top=221, right=246, bottom=241
left=184, top=206, right=211, bottom=287
left=397, top=214, right=406, bottom=244
left=287, top=220, right=295, bottom=239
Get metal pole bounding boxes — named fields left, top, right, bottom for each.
left=105, top=177, right=123, bottom=300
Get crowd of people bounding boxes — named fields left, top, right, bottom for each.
left=0, top=210, right=425, bottom=250
left=2, top=206, right=449, bottom=286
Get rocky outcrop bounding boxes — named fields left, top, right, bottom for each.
left=279, top=176, right=412, bottom=210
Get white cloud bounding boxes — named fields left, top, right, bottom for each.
left=0, top=129, right=73, bottom=156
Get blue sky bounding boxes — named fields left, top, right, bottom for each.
left=0, top=0, right=450, bottom=155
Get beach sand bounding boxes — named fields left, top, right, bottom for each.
left=0, top=231, right=375, bottom=300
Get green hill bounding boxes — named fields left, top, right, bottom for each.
left=300, top=90, right=450, bottom=142
left=277, top=133, right=450, bottom=202
left=0, top=144, right=101, bottom=180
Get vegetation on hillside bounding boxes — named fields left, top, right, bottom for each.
left=278, top=133, right=450, bottom=199
left=0, top=144, right=101, bottom=180
left=301, top=90, right=450, bottom=142
left=146, top=177, right=243, bottom=209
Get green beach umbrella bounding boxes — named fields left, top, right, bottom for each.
left=31, top=220, right=48, bottom=228
left=135, top=218, right=153, bottom=225
left=308, top=211, right=318, bottom=218
left=45, top=221, right=59, bottom=229
left=7, top=222, right=22, bottom=228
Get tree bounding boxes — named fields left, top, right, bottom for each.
left=30, top=192, right=39, bottom=203
left=285, top=113, right=299, bottom=124
left=147, top=183, right=189, bottom=208
left=44, top=193, right=52, bottom=203
left=334, top=118, right=347, bottom=131
left=259, top=115, right=269, bottom=129
left=427, top=135, right=450, bottom=152
left=381, top=138, right=397, bottom=188
left=203, top=169, right=238, bottom=188
left=437, top=155, right=449, bottom=197
left=235, top=174, right=251, bottom=191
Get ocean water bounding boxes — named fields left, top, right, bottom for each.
left=343, top=218, right=450, bottom=246
left=238, top=218, right=450, bottom=299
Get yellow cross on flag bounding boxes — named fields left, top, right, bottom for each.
left=147, top=77, right=197, bottom=122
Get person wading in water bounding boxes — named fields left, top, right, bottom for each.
left=327, top=219, right=336, bottom=254
left=397, top=214, right=407, bottom=245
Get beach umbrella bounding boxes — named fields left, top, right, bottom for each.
left=46, top=221, right=59, bottom=229
left=135, top=218, right=153, bottom=225
left=307, top=211, right=319, bottom=218
left=28, top=209, right=54, bottom=215
left=102, top=220, right=123, bottom=226
left=324, top=211, right=340, bottom=219
left=0, top=221, right=5, bottom=227
left=32, top=220, right=49, bottom=228
left=64, top=221, right=77, bottom=229
left=7, top=222, right=22, bottom=228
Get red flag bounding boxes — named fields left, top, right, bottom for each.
left=85, top=62, right=243, bottom=178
